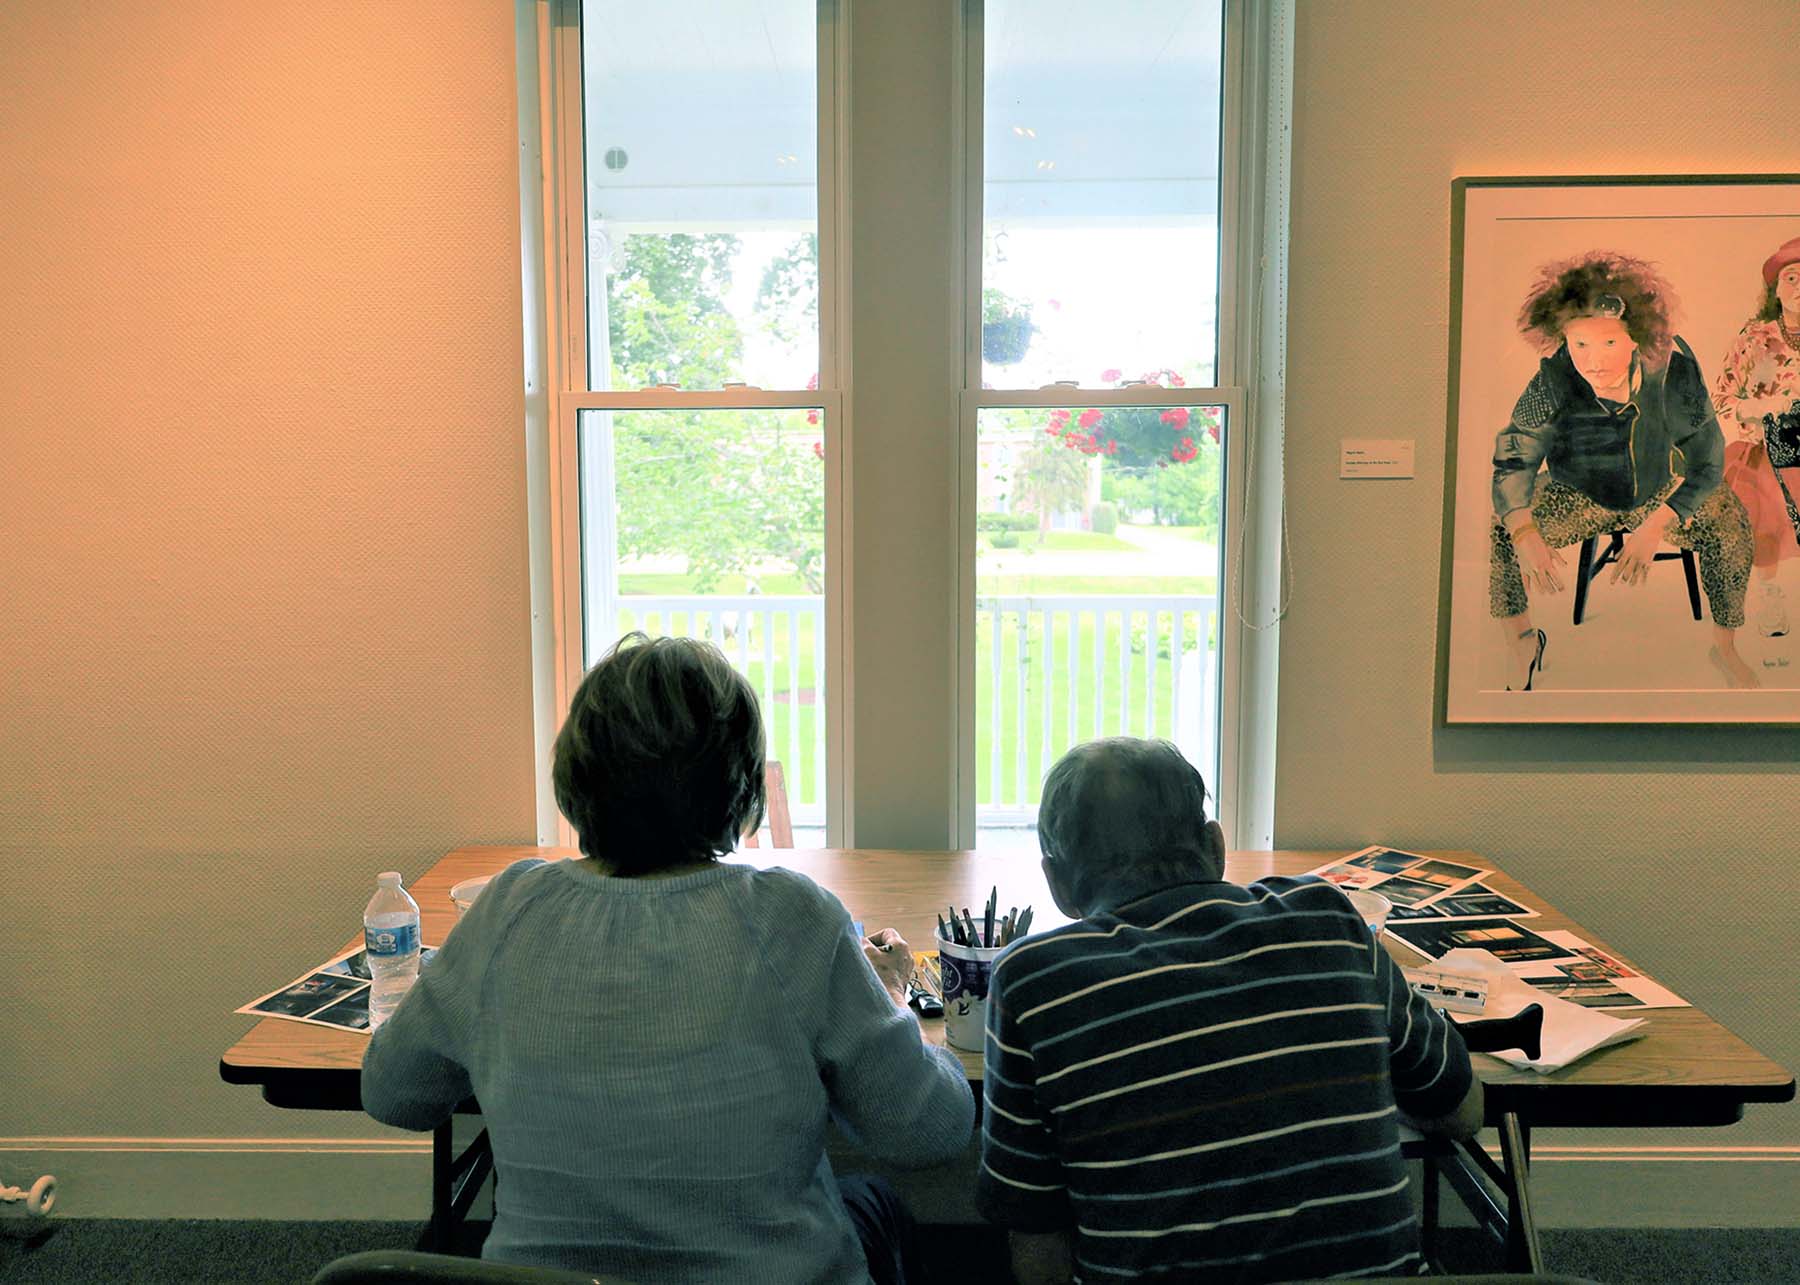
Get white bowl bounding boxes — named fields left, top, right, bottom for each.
left=450, top=875, right=492, bottom=920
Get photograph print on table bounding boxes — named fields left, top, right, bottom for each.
left=1525, top=974, right=1646, bottom=1009
left=1440, top=174, right=1800, bottom=723
left=1428, top=884, right=1538, bottom=919
left=1369, top=875, right=1452, bottom=908
left=1345, top=848, right=1428, bottom=874
left=1386, top=917, right=1578, bottom=966
left=243, top=973, right=366, bottom=1020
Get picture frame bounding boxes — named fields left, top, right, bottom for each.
left=1439, top=174, right=1800, bottom=724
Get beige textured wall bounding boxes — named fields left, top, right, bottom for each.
left=0, top=0, right=533, bottom=1171
left=1282, top=0, right=1800, bottom=1186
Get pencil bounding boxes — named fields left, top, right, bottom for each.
left=983, top=887, right=997, bottom=947
left=1015, top=906, right=1034, bottom=937
left=961, top=908, right=978, bottom=946
left=936, top=912, right=951, bottom=944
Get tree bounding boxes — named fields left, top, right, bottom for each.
left=1037, top=369, right=1224, bottom=538
left=755, top=233, right=818, bottom=348
left=601, top=230, right=825, bottom=591
left=1014, top=434, right=1091, bottom=535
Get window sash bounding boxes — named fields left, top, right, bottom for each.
left=541, top=0, right=850, bottom=844
left=954, top=0, right=1250, bottom=846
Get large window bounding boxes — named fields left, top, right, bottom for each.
left=965, top=0, right=1238, bottom=851
left=533, top=2, right=1255, bottom=850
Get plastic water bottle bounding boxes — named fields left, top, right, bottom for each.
left=364, top=871, right=420, bottom=1030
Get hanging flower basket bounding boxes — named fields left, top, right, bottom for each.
left=982, top=311, right=1036, bottom=365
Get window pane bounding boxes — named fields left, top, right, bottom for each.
left=981, top=1, right=1225, bottom=389
left=579, top=407, right=828, bottom=831
left=974, top=401, right=1226, bottom=845
left=581, top=1, right=819, bottom=391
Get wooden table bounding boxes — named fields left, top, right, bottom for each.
left=222, top=846, right=1794, bottom=1265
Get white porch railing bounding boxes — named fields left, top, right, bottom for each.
left=612, top=593, right=1219, bottom=829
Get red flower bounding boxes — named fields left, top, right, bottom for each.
left=1049, top=408, right=1071, bottom=425
left=806, top=409, right=820, bottom=425
left=1077, top=408, right=1102, bottom=429
left=1104, top=439, right=1119, bottom=455
left=1159, top=407, right=1190, bottom=429
left=1045, top=423, right=1062, bottom=436
left=806, top=372, right=819, bottom=391
left=811, top=440, right=824, bottom=459
left=1101, top=367, right=1122, bottom=382
left=1171, top=436, right=1198, bottom=463
left=1206, top=423, right=1220, bottom=444
left=1167, top=372, right=1187, bottom=387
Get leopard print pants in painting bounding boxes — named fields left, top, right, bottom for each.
left=1490, top=479, right=1753, bottom=628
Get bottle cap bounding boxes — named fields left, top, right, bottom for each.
left=378, top=871, right=402, bottom=886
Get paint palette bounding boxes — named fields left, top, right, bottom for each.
left=1403, top=966, right=1490, bottom=1015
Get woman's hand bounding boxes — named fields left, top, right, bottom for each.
left=862, top=928, right=914, bottom=1006
left=1613, top=506, right=1678, bottom=587
left=1512, top=526, right=1567, bottom=596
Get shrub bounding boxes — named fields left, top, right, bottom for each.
left=1089, top=501, right=1118, bottom=535
left=977, top=511, right=1037, bottom=533
left=988, top=530, right=1021, bottom=548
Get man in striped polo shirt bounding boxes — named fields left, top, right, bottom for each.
left=976, top=739, right=1481, bottom=1284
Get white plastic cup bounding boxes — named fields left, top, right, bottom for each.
left=937, top=935, right=1006, bottom=1051
left=450, top=875, right=492, bottom=920
left=1345, top=888, right=1393, bottom=934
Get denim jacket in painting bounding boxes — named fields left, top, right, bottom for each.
left=1492, top=336, right=1725, bottom=524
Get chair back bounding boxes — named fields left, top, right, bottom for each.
left=740, top=759, right=795, bottom=848
left=312, top=1249, right=636, bottom=1285
left=1282, top=1276, right=1598, bottom=1284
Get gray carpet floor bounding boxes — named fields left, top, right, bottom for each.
left=3, top=1220, right=1799, bottom=1283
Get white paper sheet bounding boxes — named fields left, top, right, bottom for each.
left=1437, top=948, right=1647, bottom=1073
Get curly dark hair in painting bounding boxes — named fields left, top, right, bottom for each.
left=1516, top=251, right=1677, bottom=368
left=1754, top=279, right=1782, bottom=323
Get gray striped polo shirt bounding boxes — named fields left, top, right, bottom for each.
left=975, top=875, right=1472, bottom=1282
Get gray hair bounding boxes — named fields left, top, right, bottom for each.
left=1037, top=738, right=1216, bottom=911
left=552, top=632, right=765, bottom=874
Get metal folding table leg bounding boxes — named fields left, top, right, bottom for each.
left=1498, top=1112, right=1543, bottom=1274
left=426, top=1121, right=494, bottom=1254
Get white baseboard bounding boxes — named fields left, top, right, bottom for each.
left=0, top=1137, right=433, bottom=1221
left=1522, top=1145, right=1800, bottom=1229
left=4, top=1137, right=1796, bottom=1226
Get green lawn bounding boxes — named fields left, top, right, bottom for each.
left=1124, top=524, right=1214, bottom=542
left=614, top=593, right=1218, bottom=813
left=981, top=531, right=1137, bottom=552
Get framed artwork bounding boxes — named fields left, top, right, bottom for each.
left=1439, top=175, right=1800, bottom=723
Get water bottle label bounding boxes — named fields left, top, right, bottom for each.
left=365, top=921, right=419, bottom=957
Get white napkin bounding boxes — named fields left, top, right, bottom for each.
left=1436, top=948, right=1647, bottom=1074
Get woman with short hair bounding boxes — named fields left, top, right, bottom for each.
left=363, top=632, right=974, bottom=1284
left=1490, top=251, right=1757, bottom=689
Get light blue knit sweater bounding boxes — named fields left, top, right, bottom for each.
left=362, top=858, right=975, bottom=1283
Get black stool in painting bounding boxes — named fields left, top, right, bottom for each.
left=1571, top=531, right=1701, bottom=626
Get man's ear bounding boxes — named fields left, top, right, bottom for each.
left=1200, top=818, right=1226, bottom=878
left=1040, top=851, right=1080, bottom=919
